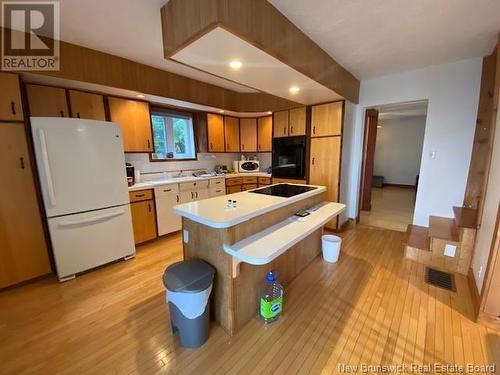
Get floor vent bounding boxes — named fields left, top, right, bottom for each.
left=425, top=267, right=456, bottom=292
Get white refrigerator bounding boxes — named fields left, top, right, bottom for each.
left=31, top=117, right=135, bottom=281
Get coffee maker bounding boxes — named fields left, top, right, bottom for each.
left=126, top=163, right=135, bottom=186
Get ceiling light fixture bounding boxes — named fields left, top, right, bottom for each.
left=267, top=111, right=272, bottom=115
left=289, top=86, right=300, bottom=94
left=229, top=60, right=242, bottom=70
left=136, top=94, right=145, bottom=99
left=219, top=110, right=225, bottom=114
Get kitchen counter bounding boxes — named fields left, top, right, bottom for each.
left=173, top=184, right=326, bottom=228
left=178, top=183, right=343, bottom=336
left=128, top=172, right=271, bottom=191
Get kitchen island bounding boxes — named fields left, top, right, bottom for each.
left=174, top=184, right=345, bottom=335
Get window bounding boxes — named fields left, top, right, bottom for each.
left=151, top=110, right=196, bottom=160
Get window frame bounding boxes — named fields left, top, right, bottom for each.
left=149, top=107, right=198, bottom=162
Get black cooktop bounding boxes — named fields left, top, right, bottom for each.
left=249, top=183, right=317, bottom=198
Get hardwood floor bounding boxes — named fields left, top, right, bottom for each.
left=360, top=187, right=416, bottom=232
left=0, top=226, right=498, bottom=374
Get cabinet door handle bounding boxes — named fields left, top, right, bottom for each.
left=313, top=126, right=316, bottom=134
left=290, top=126, right=294, bottom=134
left=60, top=110, right=64, bottom=117
left=191, top=192, right=194, bottom=199
left=210, top=142, right=213, bottom=150
left=76, top=112, right=81, bottom=118
left=135, top=194, right=145, bottom=198
left=176, top=195, right=179, bottom=203
left=148, top=203, right=151, bottom=212
left=147, top=139, right=151, bottom=149
left=10, top=101, right=16, bottom=115
left=242, top=144, right=244, bottom=151
left=283, top=126, right=286, bottom=135
left=163, top=189, right=172, bottom=192
left=195, top=191, right=198, bottom=199
left=19, top=156, right=25, bottom=169
left=258, top=144, right=261, bottom=150
left=312, top=157, right=315, bottom=165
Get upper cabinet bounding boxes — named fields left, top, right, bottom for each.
left=0, top=73, right=23, bottom=122
left=239, top=118, right=257, bottom=152
left=257, top=116, right=272, bottom=152
left=207, top=113, right=225, bottom=152
left=311, top=101, right=343, bottom=137
left=108, top=97, right=153, bottom=153
left=68, top=90, right=105, bottom=121
left=26, top=84, right=69, bottom=118
left=224, top=116, right=240, bottom=152
left=273, top=110, right=289, bottom=138
left=273, top=107, right=306, bottom=138
left=289, top=107, right=306, bottom=136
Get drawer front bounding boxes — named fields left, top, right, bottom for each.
left=209, top=177, right=225, bottom=187
left=154, top=184, right=179, bottom=196
left=242, top=176, right=258, bottom=184
left=129, top=189, right=153, bottom=202
left=226, top=185, right=242, bottom=194
left=226, top=177, right=243, bottom=186
left=179, top=180, right=209, bottom=191
left=258, top=177, right=271, bottom=185
left=209, top=187, right=226, bottom=197
left=242, top=184, right=258, bottom=191
left=272, top=178, right=307, bottom=185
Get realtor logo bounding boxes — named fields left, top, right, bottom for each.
left=1, top=0, right=60, bottom=71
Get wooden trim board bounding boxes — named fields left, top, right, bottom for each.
left=160, top=0, right=360, bottom=103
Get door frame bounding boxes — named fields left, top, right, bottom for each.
left=356, top=108, right=379, bottom=221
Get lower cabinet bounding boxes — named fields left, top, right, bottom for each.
left=226, top=176, right=271, bottom=193
left=129, top=190, right=157, bottom=245
left=155, top=185, right=181, bottom=236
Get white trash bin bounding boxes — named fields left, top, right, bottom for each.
left=322, top=235, right=341, bottom=263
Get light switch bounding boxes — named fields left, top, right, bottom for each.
left=430, top=151, right=437, bottom=159
left=183, top=229, right=189, bottom=243
left=444, top=244, right=456, bottom=257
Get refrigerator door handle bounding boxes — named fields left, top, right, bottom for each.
left=57, top=209, right=126, bottom=228
left=38, top=128, right=57, bottom=207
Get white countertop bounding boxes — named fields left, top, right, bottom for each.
left=223, top=202, right=345, bottom=265
left=128, top=172, right=272, bottom=191
left=173, top=184, right=326, bottom=228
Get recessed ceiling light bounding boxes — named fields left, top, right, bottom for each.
left=229, top=60, right=242, bottom=70
left=289, top=86, right=300, bottom=94
left=136, top=94, right=145, bottom=99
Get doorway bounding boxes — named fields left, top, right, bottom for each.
left=358, top=101, right=428, bottom=232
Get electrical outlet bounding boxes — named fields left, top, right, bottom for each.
left=444, top=244, right=456, bottom=257
left=183, top=229, right=189, bottom=243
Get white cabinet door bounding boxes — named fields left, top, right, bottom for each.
left=179, top=191, right=195, bottom=203
left=194, top=188, right=209, bottom=201
left=155, top=188, right=181, bottom=236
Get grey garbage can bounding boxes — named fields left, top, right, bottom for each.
left=162, top=259, right=215, bottom=348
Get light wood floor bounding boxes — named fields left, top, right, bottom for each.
left=360, top=187, right=416, bottom=232
left=0, top=226, right=498, bottom=374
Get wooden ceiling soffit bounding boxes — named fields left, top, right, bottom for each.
left=161, top=0, right=360, bottom=104
left=0, top=27, right=298, bottom=113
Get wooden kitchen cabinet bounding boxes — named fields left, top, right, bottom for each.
left=239, top=118, right=257, bottom=152
left=289, top=107, right=306, bottom=136
left=226, top=185, right=242, bottom=194
left=108, top=97, right=153, bottom=152
left=207, top=113, right=225, bottom=152
left=129, top=190, right=157, bottom=245
left=0, top=123, right=52, bottom=288
left=273, top=110, right=289, bottom=138
left=26, top=84, right=69, bottom=118
left=257, top=116, right=272, bottom=152
left=224, top=116, right=240, bottom=152
left=311, top=101, right=343, bottom=137
left=68, top=90, right=106, bottom=120
left=0, top=73, right=23, bottom=121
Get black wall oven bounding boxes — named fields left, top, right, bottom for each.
left=272, top=136, right=306, bottom=179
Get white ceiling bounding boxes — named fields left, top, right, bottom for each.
left=269, top=0, right=500, bottom=79
left=172, top=27, right=343, bottom=105
left=53, top=0, right=256, bottom=93
left=10, top=0, right=499, bottom=98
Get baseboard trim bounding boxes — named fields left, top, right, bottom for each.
left=382, top=183, right=416, bottom=190
left=467, top=267, right=481, bottom=320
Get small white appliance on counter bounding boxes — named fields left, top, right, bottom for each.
left=31, top=117, right=135, bottom=282
left=238, top=160, right=260, bottom=173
